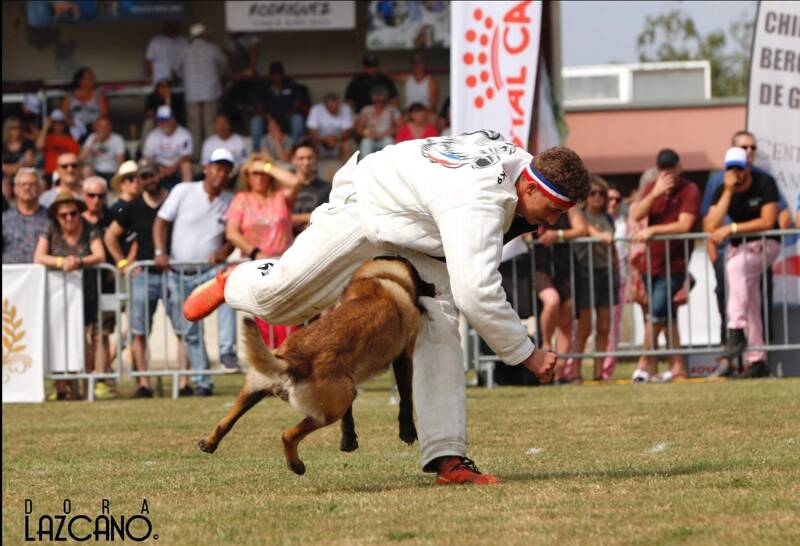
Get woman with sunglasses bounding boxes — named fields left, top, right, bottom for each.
left=571, top=175, right=618, bottom=383
left=600, top=184, right=628, bottom=380
left=34, top=191, right=106, bottom=400
left=225, top=152, right=299, bottom=347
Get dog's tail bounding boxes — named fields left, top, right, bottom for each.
left=242, top=317, right=290, bottom=377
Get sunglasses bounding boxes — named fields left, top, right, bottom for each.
left=739, top=145, right=757, bottom=151
left=85, top=192, right=106, bottom=199
left=58, top=163, right=79, bottom=170
left=139, top=172, right=156, bottom=180
left=608, top=196, right=622, bottom=203
left=122, top=175, right=139, bottom=183
left=589, top=190, right=607, bottom=197
left=58, top=210, right=80, bottom=219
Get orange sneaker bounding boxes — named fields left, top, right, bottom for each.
left=183, top=268, right=231, bottom=322
left=435, top=457, right=500, bottom=485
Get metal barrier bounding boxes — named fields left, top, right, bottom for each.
left=465, top=229, right=800, bottom=386
left=45, top=262, right=125, bottom=401
left=122, top=260, right=249, bottom=399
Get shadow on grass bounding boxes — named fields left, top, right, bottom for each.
left=502, top=461, right=731, bottom=482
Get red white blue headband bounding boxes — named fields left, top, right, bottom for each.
left=523, top=164, right=576, bottom=208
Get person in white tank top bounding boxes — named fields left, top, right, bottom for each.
left=403, top=54, right=438, bottom=113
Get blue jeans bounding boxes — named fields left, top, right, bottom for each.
left=642, top=273, right=685, bottom=324
left=129, top=269, right=166, bottom=336
left=250, top=113, right=304, bottom=150
left=167, top=267, right=220, bottom=390
left=359, top=136, right=394, bottom=157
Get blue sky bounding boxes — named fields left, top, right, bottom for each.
left=560, top=0, right=758, bottom=66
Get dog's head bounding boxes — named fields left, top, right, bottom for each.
left=354, top=257, right=436, bottom=313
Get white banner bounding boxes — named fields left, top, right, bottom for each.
left=2, top=265, right=46, bottom=403
left=451, top=1, right=542, bottom=147
left=225, top=1, right=355, bottom=32
left=46, top=271, right=85, bottom=374
left=747, top=0, right=800, bottom=304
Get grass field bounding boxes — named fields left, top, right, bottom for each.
left=3, top=375, right=800, bottom=545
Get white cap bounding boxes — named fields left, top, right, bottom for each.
left=23, top=94, right=41, bottom=114
left=156, top=105, right=173, bottom=121
left=724, top=146, right=748, bottom=169
left=50, top=109, right=66, bottom=122
left=209, top=148, right=234, bottom=165
left=189, top=23, right=206, bottom=38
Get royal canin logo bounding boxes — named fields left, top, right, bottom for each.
left=461, top=1, right=536, bottom=146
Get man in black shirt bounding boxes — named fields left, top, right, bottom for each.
left=104, top=158, right=171, bottom=398
left=344, top=54, right=399, bottom=113
left=704, top=147, right=781, bottom=377
left=289, top=139, right=330, bottom=236
left=250, top=61, right=307, bottom=148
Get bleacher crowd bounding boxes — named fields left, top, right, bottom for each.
left=3, top=23, right=799, bottom=400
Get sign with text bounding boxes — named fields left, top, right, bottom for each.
left=225, top=1, right=355, bottom=32
left=747, top=0, right=800, bottom=304
left=451, top=1, right=542, bottom=148
left=2, top=265, right=46, bottom=403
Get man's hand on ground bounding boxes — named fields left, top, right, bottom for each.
left=522, top=349, right=557, bottom=384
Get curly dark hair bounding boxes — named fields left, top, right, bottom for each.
left=533, top=146, right=590, bottom=203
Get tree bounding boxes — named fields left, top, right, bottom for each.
left=637, top=9, right=754, bottom=97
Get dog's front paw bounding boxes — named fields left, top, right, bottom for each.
left=289, top=459, right=306, bottom=475
left=399, top=423, right=417, bottom=445
left=340, top=433, right=359, bottom=452
left=198, top=438, right=217, bottom=454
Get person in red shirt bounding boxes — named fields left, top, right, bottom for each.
left=395, top=102, right=439, bottom=143
left=629, top=149, right=700, bottom=382
left=35, top=110, right=80, bottom=175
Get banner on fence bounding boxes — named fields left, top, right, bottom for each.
left=747, top=0, right=800, bottom=304
left=46, top=271, right=85, bottom=374
left=2, top=265, right=46, bottom=403
left=451, top=1, right=542, bottom=147
left=225, top=1, right=355, bottom=31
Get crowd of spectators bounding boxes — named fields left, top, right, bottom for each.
left=2, top=20, right=799, bottom=399
left=512, top=134, right=797, bottom=386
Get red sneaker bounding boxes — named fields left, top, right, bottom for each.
left=183, top=268, right=231, bottom=322
left=435, top=457, right=500, bottom=485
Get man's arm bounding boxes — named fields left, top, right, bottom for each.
left=703, top=171, right=736, bottom=232
left=104, top=220, right=127, bottom=265
left=152, top=216, right=170, bottom=271
left=437, top=202, right=534, bottom=366
left=631, top=172, right=674, bottom=222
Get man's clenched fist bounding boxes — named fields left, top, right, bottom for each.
left=522, top=349, right=557, bottom=384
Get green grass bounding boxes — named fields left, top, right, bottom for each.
left=3, top=376, right=800, bottom=545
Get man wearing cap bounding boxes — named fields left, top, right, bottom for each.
left=345, top=55, right=399, bottom=114
left=201, top=114, right=248, bottom=179
left=152, top=148, right=236, bottom=396
left=701, top=130, right=793, bottom=377
left=105, top=158, right=171, bottom=398
left=306, top=92, right=355, bottom=162
left=630, top=149, right=700, bottom=382
left=704, top=147, right=782, bottom=378
left=184, top=132, right=590, bottom=483
left=142, top=105, right=193, bottom=190
left=175, top=23, right=227, bottom=160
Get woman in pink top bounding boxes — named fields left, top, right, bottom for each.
left=226, top=152, right=301, bottom=347
left=395, top=102, right=439, bottom=143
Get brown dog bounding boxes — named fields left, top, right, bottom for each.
left=198, top=257, right=435, bottom=474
